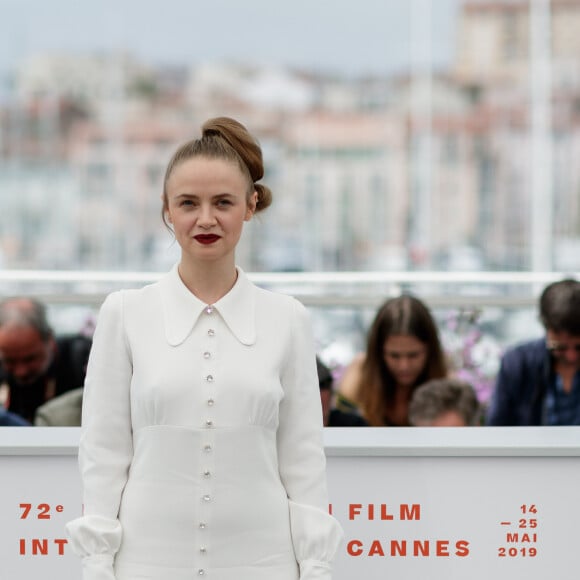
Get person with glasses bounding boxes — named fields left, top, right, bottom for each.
left=487, top=278, right=580, bottom=425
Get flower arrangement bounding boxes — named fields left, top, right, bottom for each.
left=440, top=307, right=502, bottom=408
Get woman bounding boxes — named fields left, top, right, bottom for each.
left=338, top=295, right=448, bottom=426
left=66, top=117, right=342, bottom=580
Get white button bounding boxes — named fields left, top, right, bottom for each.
left=203, top=351, right=211, bottom=359
left=198, top=570, right=205, bottom=576
left=207, top=398, right=214, bottom=406
left=203, top=494, right=211, bottom=502
left=200, top=546, right=207, bottom=554
left=205, top=419, right=213, bottom=427
left=205, top=305, right=214, bottom=314
left=207, top=329, right=215, bottom=337
left=203, top=470, right=211, bottom=478
left=206, top=375, right=214, bottom=382
left=203, top=444, right=212, bottom=452
left=199, top=522, right=206, bottom=529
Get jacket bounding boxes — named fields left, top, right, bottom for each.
left=34, top=387, right=83, bottom=426
left=486, top=338, right=551, bottom=426
left=1, top=334, right=91, bottom=422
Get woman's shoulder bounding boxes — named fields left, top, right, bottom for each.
left=99, top=281, right=161, bottom=316
left=342, top=352, right=366, bottom=377
left=253, top=284, right=305, bottom=317
left=250, top=287, right=316, bottom=346
left=337, top=353, right=366, bottom=403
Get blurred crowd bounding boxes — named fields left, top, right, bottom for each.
left=1, top=277, right=579, bottom=428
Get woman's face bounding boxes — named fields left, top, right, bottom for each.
left=164, top=157, right=256, bottom=265
left=383, top=334, right=428, bottom=388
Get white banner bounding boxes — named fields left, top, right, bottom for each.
left=1, top=455, right=82, bottom=580
left=328, top=455, right=578, bottom=579
left=1, top=427, right=578, bottom=580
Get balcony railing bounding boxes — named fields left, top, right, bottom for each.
left=0, top=269, right=576, bottom=308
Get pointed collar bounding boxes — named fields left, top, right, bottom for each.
left=159, top=264, right=256, bottom=346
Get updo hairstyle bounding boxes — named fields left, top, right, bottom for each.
left=162, top=117, right=272, bottom=226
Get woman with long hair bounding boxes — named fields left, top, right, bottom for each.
left=338, top=294, right=448, bottom=426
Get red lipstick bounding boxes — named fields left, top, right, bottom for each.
left=194, top=234, right=220, bottom=245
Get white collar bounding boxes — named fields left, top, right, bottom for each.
left=159, top=264, right=256, bottom=346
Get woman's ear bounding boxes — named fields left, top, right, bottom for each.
left=161, top=194, right=172, bottom=224
left=245, top=190, right=258, bottom=221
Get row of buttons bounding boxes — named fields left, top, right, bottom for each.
left=198, top=304, right=216, bottom=577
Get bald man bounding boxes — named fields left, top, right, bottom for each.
left=0, top=298, right=91, bottom=423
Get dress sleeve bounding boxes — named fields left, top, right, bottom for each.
left=66, top=291, right=133, bottom=580
left=277, top=299, right=343, bottom=580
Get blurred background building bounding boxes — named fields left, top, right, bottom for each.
left=0, top=0, right=578, bottom=274
left=0, top=0, right=579, bottom=393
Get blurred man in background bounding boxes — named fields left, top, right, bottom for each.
left=0, top=297, right=91, bottom=424
left=409, top=378, right=480, bottom=426
left=487, top=278, right=580, bottom=425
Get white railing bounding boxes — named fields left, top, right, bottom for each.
left=0, top=269, right=577, bottom=308
left=3, top=268, right=575, bottom=400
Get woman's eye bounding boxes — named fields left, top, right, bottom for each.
left=217, top=199, right=232, bottom=207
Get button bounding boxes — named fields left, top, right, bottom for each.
left=200, top=546, right=207, bottom=554
left=207, top=329, right=215, bottom=337
left=202, top=494, right=211, bottom=502
left=199, top=522, right=206, bottom=529
left=205, top=375, right=214, bottom=382
left=207, top=398, right=214, bottom=406
left=205, top=305, right=214, bottom=314
left=198, top=570, right=205, bottom=576
left=205, top=419, right=213, bottom=427
left=203, top=351, right=211, bottom=359
left=203, top=469, right=211, bottom=478
left=203, top=444, right=212, bottom=453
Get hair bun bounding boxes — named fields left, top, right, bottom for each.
left=254, top=183, right=272, bottom=211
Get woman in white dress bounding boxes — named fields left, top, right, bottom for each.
left=66, top=117, right=342, bottom=580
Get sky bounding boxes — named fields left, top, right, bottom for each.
left=0, top=0, right=461, bottom=78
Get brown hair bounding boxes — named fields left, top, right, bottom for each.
left=359, top=295, right=448, bottom=426
left=162, top=117, right=272, bottom=227
left=539, top=278, right=580, bottom=335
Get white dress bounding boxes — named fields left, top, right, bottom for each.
left=66, top=265, right=342, bottom=580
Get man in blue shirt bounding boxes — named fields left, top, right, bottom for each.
left=0, top=407, right=29, bottom=426
left=487, top=278, right=580, bottom=425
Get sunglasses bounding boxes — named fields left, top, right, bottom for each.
left=547, top=341, right=580, bottom=355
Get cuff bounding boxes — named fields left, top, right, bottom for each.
left=81, top=554, right=116, bottom=580
left=299, top=559, right=333, bottom=580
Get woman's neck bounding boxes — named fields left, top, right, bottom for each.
left=382, top=383, right=413, bottom=426
left=178, top=259, right=238, bottom=305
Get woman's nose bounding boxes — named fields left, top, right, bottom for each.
left=198, top=205, right=216, bottom=227
left=396, top=358, right=411, bottom=371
